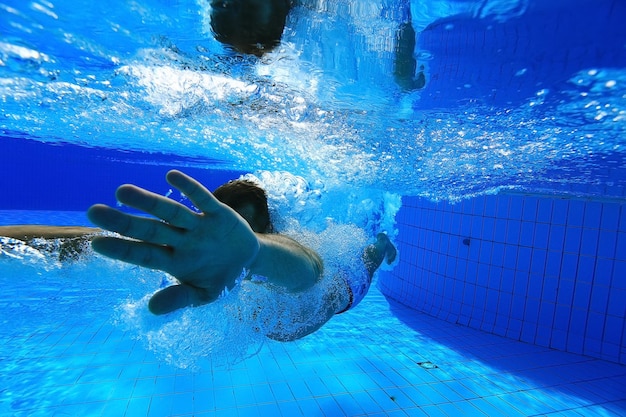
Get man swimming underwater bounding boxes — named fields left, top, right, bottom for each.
left=0, top=170, right=396, bottom=341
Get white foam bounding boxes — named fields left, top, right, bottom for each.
left=119, top=64, right=259, bottom=117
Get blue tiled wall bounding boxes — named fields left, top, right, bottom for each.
left=378, top=193, right=626, bottom=365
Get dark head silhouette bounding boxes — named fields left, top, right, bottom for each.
left=213, top=179, right=273, bottom=234
left=210, top=0, right=291, bottom=56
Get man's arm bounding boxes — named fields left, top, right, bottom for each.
left=87, top=170, right=322, bottom=314
left=250, top=233, right=322, bottom=292
left=145, top=234, right=322, bottom=314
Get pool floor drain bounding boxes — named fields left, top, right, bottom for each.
left=417, top=361, right=438, bottom=369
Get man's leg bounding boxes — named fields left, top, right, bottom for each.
left=362, top=233, right=397, bottom=278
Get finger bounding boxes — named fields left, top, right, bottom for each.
left=166, top=170, right=223, bottom=214
left=87, top=204, right=183, bottom=246
left=115, top=184, right=198, bottom=230
left=91, top=236, right=173, bottom=272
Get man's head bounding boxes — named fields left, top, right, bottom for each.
left=209, top=0, right=291, bottom=56
left=213, top=179, right=273, bottom=233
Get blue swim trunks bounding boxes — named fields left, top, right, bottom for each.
left=336, top=263, right=371, bottom=314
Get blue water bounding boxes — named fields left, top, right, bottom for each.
left=1, top=0, right=626, bottom=416
left=2, top=0, right=625, bottom=205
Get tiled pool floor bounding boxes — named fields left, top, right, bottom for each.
left=1, top=284, right=625, bottom=417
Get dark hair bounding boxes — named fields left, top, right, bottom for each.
left=213, top=179, right=273, bottom=233
left=210, top=0, right=291, bottom=56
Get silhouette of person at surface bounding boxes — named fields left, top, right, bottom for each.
left=209, top=0, right=292, bottom=56
left=209, top=0, right=425, bottom=90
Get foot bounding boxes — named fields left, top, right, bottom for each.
left=376, top=233, right=397, bottom=264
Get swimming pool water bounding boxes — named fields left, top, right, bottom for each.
left=1, top=220, right=624, bottom=416
left=2, top=0, right=625, bottom=199
left=2, top=0, right=626, bottom=415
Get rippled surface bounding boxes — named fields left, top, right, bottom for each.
left=1, top=0, right=625, bottom=201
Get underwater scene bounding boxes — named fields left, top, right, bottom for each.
left=1, top=0, right=624, bottom=202
left=1, top=0, right=625, bottom=416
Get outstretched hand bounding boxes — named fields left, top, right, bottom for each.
left=87, top=170, right=260, bottom=313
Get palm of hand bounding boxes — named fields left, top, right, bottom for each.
left=165, top=208, right=259, bottom=294
left=87, top=170, right=260, bottom=299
